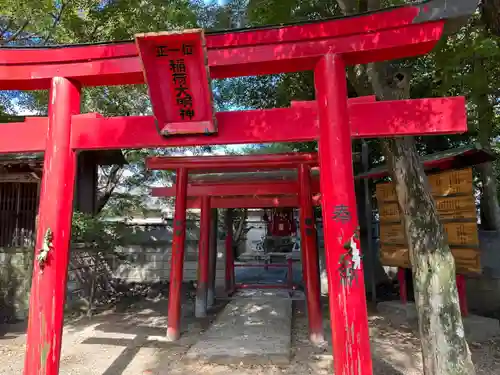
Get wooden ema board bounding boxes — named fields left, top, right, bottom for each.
left=135, top=29, right=217, bottom=136
left=376, top=168, right=481, bottom=274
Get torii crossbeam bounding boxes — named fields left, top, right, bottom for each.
left=0, top=1, right=479, bottom=374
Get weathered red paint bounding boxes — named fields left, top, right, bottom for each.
left=152, top=179, right=318, bottom=197
left=24, top=78, right=80, bottom=375
left=0, top=97, right=467, bottom=154
left=166, top=168, right=188, bottom=341
left=398, top=268, right=408, bottom=304
left=186, top=195, right=322, bottom=209
left=69, top=98, right=466, bottom=152
left=147, top=152, right=318, bottom=171
left=291, top=94, right=376, bottom=108
left=0, top=4, right=445, bottom=90
left=195, top=196, right=211, bottom=318
left=456, top=274, right=468, bottom=317
left=225, top=209, right=235, bottom=294
left=298, top=164, right=324, bottom=344
left=135, top=30, right=216, bottom=136
left=315, top=54, right=372, bottom=375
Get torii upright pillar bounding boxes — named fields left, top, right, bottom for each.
left=315, top=54, right=372, bottom=374
left=167, top=168, right=189, bottom=341
left=24, top=78, right=81, bottom=375
left=298, top=163, right=324, bottom=345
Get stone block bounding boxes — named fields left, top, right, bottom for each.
left=185, top=290, right=292, bottom=366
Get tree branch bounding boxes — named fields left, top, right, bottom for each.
left=336, top=0, right=358, bottom=15
left=0, top=19, right=13, bottom=39
left=1, top=20, right=29, bottom=45
left=43, top=2, right=67, bottom=44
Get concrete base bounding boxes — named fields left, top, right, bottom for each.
left=377, top=301, right=500, bottom=342
left=185, top=290, right=292, bottom=365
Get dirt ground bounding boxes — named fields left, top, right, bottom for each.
left=1, top=297, right=500, bottom=375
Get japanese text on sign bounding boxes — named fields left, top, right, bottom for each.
left=157, top=43, right=196, bottom=121
left=156, top=43, right=193, bottom=57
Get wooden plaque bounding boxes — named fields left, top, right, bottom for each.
left=376, top=167, right=481, bottom=274
left=135, top=29, right=217, bottom=136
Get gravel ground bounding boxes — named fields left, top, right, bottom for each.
left=1, top=298, right=500, bottom=374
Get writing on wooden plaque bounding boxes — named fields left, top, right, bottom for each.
left=376, top=167, right=481, bottom=274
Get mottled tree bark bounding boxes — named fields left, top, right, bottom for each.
left=370, top=62, right=476, bottom=375
left=384, top=137, right=475, bottom=375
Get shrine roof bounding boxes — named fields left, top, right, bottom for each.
left=0, top=151, right=127, bottom=166
left=356, top=145, right=496, bottom=180
left=0, top=153, right=43, bottom=165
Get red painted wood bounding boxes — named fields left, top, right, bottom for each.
left=225, top=209, right=235, bottom=294
left=456, top=274, right=468, bottom=317
left=298, top=164, right=324, bottom=344
left=349, top=97, right=467, bottom=138
left=147, top=152, right=317, bottom=171
left=24, top=78, right=80, bottom=375
left=0, top=13, right=444, bottom=90
left=291, top=95, right=376, bottom=108
left=152, top=180, right=303, bottom=197
left=135, top=31, right=216, bottom=135
left=0, top=117, right=47, bottom=153
left=195, top=196, right=211, bottom=318
left=166, top=168, right=188, bottom=341
left=398, top=268, right=408, bottom=304
left=187, top=195, right=322, bottom=209
left=69, top=97, right=466, bottom=152
left=206, top=7, right=420, bottom=49
left=315, top=55, right=372, bottom=375
left=0, top=98, right=466, bottom=154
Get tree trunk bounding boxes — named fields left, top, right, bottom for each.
left=478, top=161, right=500, bottom=230
left=384, top=137, right=475, bottom=375
left=232, top=209, right=248, bottom=258
left=482, top=0, right=500, bottom=37
left=367, top=60, right=475, bottom=374
left=473, top=54, right=500, bottom=230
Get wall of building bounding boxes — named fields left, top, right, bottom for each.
left=0, top=218, right=227, bottom=322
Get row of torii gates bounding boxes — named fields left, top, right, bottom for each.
left=0, top=1, right=479, bottom=374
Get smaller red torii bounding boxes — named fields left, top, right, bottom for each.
left=147, top=154, right=325, bottom=344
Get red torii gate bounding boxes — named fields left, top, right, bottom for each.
left=0, top=1, right=478, bottom=374
left=148, top=153, right=324, bottom=343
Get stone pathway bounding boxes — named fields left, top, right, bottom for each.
left=185, top=290, right=293, bottom=365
